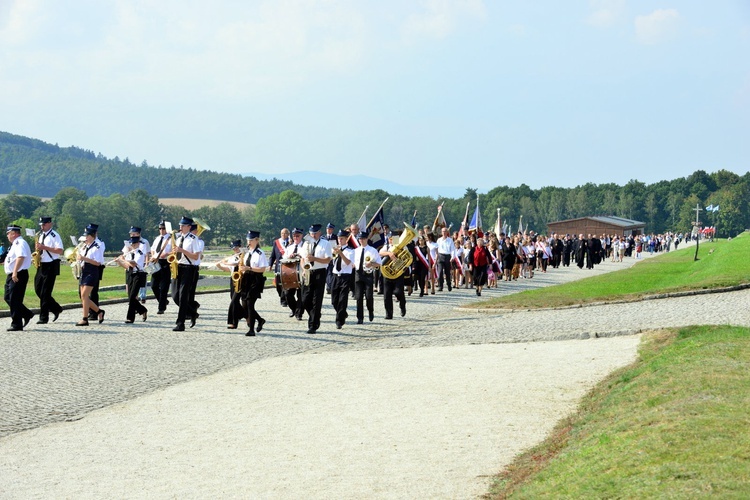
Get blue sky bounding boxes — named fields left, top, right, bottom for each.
left=1, top=1, right=748, bottom=193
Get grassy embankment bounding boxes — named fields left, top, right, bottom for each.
left=485, top=234, right=750, bottom=497
left=471, top=233, right=750, bottom=310
left=487, top=325, right=750, bottom=498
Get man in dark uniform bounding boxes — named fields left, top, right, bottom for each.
left=34, top=216, right=64, bottom=323
left=352, top=231, right=382, bottom=324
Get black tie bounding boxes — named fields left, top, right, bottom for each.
left=155, top=235, right=164, bottom=254
left=336, top=253, right=342, bottom=272
left=293, top=244, right=298, bottom=255
left=359, top=250, right=365, bottom=271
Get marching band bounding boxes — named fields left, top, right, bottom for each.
left=4, top=215, right=499, bottom=335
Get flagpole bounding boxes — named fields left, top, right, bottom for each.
left=366, top=197, right=389, bottom=228
left=432, top=200, right=444, bottom=233
left=356, top=205, right=369, bottom=226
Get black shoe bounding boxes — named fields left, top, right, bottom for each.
left=245, top=330, right=256, bottom=336
left=289, top=312, right=296, bottom=318
left=438, top=288, right=443, bottom=292
left=336, top=322, right=342, bottom=330
left=157, top=310, right=165, bottom=315
left=76, top=319, right=89, bottom=327
left=36, top=319, right=48, bottom=325
left=124, top=320, right=134, bottom=324
left=97, top=309, right=105, bottom=324
left=376, top=291, right=383, bottom=295
left=369, top=311, right=374, bottom=322
left=296, top=315, right=303, bottom=321
left=357, top=319, right=364, bottom=324
left=306, top=328, right=316, bottom=334
left=24, top=314, right=34, bottom=327
left=400, top=306, right=406, bottom=317
left=173, top=323, right=185, bottom=332
left=448, top=286, right=452, bottom=291
left=52, top=311, right=60, bottom=322
left=190, top=313, right=199, bottom=328
left=7, top=326, right=22, bottom=331
left=385, top=315, right=393, bottom=320
left=141, top=311, right=148, bottom=322
left=256, top=318, right=265, bottom=333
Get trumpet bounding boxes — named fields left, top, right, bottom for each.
left=364, top=255, right=375, bottom=274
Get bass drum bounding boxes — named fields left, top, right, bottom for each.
left=280, top=258, right=301, bottom=290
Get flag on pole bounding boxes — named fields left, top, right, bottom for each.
left=410, top=210, right=418, bottom=228
left=431, top=202, right=447, bottom=233
left=706, top=204, right=714, bottom=212
left=469, top=197, right=482, bottom=235
left=458, top=202, right=470, bottom=238
left=366, top=198, right=388, bottom=249
left=493, top=209, right=501, bottom=237
left=713, top=205, right=719, bottom=212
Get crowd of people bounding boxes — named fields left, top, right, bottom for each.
left=4, top=215, right=690, bottom=335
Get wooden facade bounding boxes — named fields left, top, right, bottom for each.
left=547, top=216, right=645, bottom=237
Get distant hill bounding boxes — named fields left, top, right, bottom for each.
left=0, top=131, right=348, bottom=203
left=246, top=171, right=465, bottom=198
left=160, top=198, right=253, bottom=211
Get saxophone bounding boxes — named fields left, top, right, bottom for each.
left=167, top=231, right=179, bottom=280
left=380, top=222, right=417, bottom=280
left=231, top=252, right=245, bottom=293
left=31, top=231, right=42, bottom=268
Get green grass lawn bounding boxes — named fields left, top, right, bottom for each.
left=488, top=325, right=750, bottom=498
left=471, top=233, right=750, bottom=310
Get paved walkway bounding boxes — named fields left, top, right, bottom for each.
left=2, top=248, right=747, bottom=498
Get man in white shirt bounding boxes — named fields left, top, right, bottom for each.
left=436, top=227, right=455, bottom=291
left=4, top=225, right=34, bottom=331
left=300, top=224, right=332, bottom=334
left=352, top=231, right=382, bottom=324
left=330, top=229, right=354, bottom=329
left=34, top=216, right=64, bottom=323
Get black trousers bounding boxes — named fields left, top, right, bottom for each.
left=126, top=271, right=147, bottom=321
left=354, top=271, right=374, bottom=321
left=284, top=286, right=303, bottom=318
left=174, top=265, right=198, bottom=325
left=436, top=254, right=452, bottom=290
left=227, top=281, right=246, bottom=327
left=383, top=276, right=405, bottom=319
left=5, top=270, right=32, bottom=329
left=330, top=273, right=351, bottom=325
left=34, top=260, right=62, bottom=322
left=87, top=266, right=103, bottom=319
left=150, top=261, right=170, bottom=312
left=302, top=268, right=327, bottom=330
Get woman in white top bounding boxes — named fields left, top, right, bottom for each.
left=76, top=226, right=106, bottom=326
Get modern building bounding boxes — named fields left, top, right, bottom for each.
left=547, top=216, right=646, bottom=237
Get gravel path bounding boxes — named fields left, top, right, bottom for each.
left=2, top=247, right=746, bottom=498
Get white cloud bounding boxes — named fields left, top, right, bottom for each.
left=586, top=0, right=626, bottom=28
left=401, top=0, right=487, bottom=42
left=0, top=0, right=46, bottom=45
left=634, top=8, right=680, bottom=45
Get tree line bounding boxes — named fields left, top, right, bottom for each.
left=1, top=131, right=747, bottom=247
left=1, top=167, right=747, bottom=254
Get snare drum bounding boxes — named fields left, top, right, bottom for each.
left=280, top=258, right=301, bottom=290
left=144, top=261, right=161, bottom=275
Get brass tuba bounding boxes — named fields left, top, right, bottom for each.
left=231, top=252, right=244, bottom=293
left=380, top=222, right=417, bottom=280
left=193, top=218, right=210, bottom=238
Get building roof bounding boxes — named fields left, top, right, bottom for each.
left=548, top=216, right=645, bottom=228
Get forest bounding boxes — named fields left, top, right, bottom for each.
left=1, top=130, right=748, bottom=251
